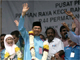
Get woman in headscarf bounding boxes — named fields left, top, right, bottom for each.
left=4, top=34, right=22, bottom=60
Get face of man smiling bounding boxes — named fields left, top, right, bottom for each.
left=60, top=28, right=67, bottom=38
left=32, top=26, right=42, bottom=36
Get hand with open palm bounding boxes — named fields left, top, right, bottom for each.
left=72, top=22, right=76, bottom=29
left=22, top=3, right=29, bottom=17
left=62, top=22, right=70, bottom=32
left=14, top=20, right=19, bottom=26
left=64, top=10, right=73, bottom=16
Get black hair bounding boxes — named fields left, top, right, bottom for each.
left=58, top=50, right=65, bottom=57
left=60, top=26, right=66, bottom=32
left=11, top=30, right=20, bottom=38
left=39, top=34, right=46, bottom=40
left=45, top=27, right=55, bottom=35
left=0, top=34, right=6, bottom=38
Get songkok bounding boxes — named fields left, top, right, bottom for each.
left=32, top=21, right=42, bottom=28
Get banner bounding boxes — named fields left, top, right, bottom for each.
left=2, top=0, right=80, bottom=36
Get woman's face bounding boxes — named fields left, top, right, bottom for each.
left=6, top=37, right=14, bottom=46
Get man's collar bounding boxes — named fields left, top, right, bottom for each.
left=47, top=38, right=54, bottom=43
left=69, top=44, right=77, bottom=48
left=61, top=37, right=67, bottom=41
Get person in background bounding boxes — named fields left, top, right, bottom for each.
left=14, top=20, right=25, bottom=59
left=39, top=34, right=46, bottom=41
left=0, top=34, right=6, bottom=60
left=65, top=10, right=80, bottom=35
left=14, top=20, right=25, bottom=48
left=62, top=22, right=80, bottom=45
left=64, top=38, right=80, bottom=60
left=45, top=27, right=64, bottom=60
left=0, top=34, right=6, bottom=51
left=60, top=25, right=69, bottom=47
left=11, top=30, right=20, bottom=48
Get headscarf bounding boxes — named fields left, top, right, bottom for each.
left=4, top=34, right=15, bottom=58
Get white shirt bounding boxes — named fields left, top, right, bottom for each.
left=47, top=37, right=64, bottom=60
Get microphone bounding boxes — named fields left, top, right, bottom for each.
left=65, top=34, right=68, bottom=38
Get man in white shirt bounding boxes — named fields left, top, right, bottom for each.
left=45, top=27, right=64, bottom=60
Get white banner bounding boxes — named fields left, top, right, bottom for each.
left=2, top=0, right=80, bottom=36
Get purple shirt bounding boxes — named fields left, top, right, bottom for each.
left=60, top=38, right=69, bottom=47
left=68, top=31, right=80, bottom=45
left=73, top=18, right=80, bottom=35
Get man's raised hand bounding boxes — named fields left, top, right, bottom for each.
left=14, top=20, right=19, bottom=26
left=62, top=22, right=70, bottom=32
left=22, top=3, right=29, bottom=17
left=64, top=10, right=73, bottom=16
left=72, top=22, right=76, bottom=29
